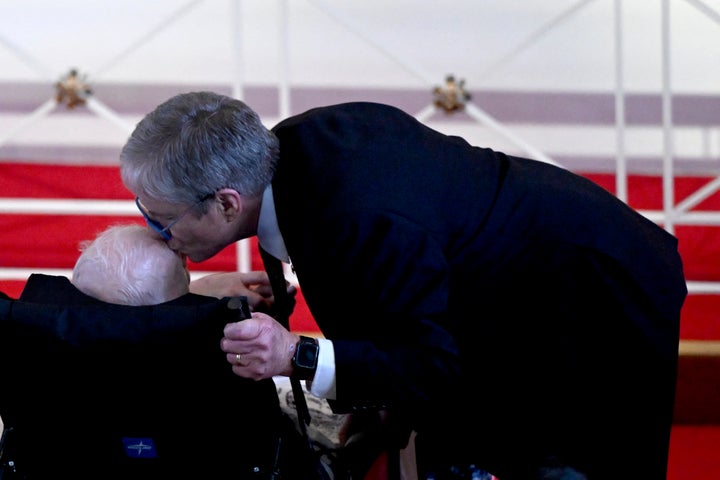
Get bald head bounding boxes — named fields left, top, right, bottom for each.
left=72, top=224, right=190, bottom=306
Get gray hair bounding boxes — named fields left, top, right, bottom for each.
left=71, top=224, right=190, bottom=306
left=120, top=91, right=279, bottom=206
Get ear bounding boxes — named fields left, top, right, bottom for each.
left=215, top=188, right=243, bottom=221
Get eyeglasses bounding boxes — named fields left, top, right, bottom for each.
left=135, top=193, right=214, bottom=241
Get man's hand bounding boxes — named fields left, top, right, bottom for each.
left=220, top=313, right=300, bottom=380
left=189, top=271, right=296, bottom=311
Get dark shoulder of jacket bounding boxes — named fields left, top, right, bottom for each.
left=271, top=101, right=408, bottom=132
left=19, top=273, right=98, bottom=304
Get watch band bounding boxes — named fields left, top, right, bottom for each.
left=291, top=335, right=319, bottom=380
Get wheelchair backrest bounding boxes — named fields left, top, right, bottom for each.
left=0, top=276, right=310, bottom=480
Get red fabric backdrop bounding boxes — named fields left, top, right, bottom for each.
left=1, top=161, right=719, bottom=479
left=0, top=163, right=317, bottom=332
left=2, top=162, right=718, bottom=339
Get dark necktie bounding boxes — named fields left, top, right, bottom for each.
left=258, top=246, right=313, bottom=434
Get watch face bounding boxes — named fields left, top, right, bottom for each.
left=296, top=341, right=319, bottom=369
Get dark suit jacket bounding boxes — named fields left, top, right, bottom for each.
left=0, top=274, right=309, bottom=480
left=271, top=102, right=687, bottom=479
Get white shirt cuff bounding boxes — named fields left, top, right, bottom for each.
left=306, top=337, right=336, bottom=400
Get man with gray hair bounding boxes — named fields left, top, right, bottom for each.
left=119, top=91, right=687, bottom=480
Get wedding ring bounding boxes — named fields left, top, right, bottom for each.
left=235, top=353, right=243, bottom=364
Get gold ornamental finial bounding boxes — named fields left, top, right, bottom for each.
left=55, top=68, right=93, bottom=109
left=432, top=74, right=471, bottom=113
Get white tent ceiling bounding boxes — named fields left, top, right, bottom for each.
left=0, top=0, right=717, bottom=172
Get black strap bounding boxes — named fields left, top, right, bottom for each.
left=258, top=248, right=295, bottom=325
left=258, top=248, right=361, bottom=480
left=258, top=247, right=313, bottom=433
